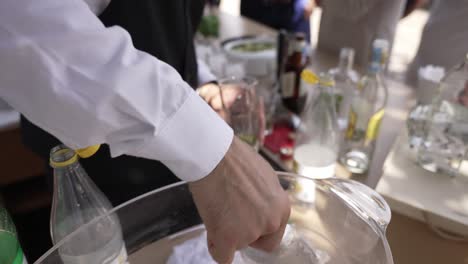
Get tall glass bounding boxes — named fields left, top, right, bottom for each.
left=218, top=76, right=264, bottom=150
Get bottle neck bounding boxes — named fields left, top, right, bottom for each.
left=368, top=47, right=387, bottom=76
left=338, top=55, right=353, bottom=75
left=338, top=61, right=351, bottom=75
left=368, top=62, right=382, bottom=76
left=290, top=39, right=305, bottom=56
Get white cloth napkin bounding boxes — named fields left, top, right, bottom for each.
left=166, top=232, right=244, bottom=264
left=166, top=226, right=329, bottom=264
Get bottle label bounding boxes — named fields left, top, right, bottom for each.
left=281, top=72, right=296, bottom=98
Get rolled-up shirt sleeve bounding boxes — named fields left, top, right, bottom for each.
left=0, top=0, right=233, bottom=182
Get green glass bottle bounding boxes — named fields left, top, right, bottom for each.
left=0, top=206, right=27, bottom=264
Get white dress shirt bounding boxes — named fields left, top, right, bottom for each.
left=318, top=0, right=406, bottom=67
left=0, top=0, right=233, bottom=182
left=407, top=0, right=468, bottom=86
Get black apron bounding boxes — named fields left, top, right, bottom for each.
left=21, top=0, right=205, bottom=206
left=240, top=0, right=294, bottom=31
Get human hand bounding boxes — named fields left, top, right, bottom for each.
left=197, top=83, right=237, bottom=121
left=189, top=137, right=291, bottom=263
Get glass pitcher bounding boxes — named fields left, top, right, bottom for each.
left=36, top=173, right=393, bottom=264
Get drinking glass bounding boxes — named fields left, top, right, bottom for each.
left=218, top=76, right=264, bottom=150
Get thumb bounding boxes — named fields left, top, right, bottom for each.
left=207, top=233, right=236, bottom=264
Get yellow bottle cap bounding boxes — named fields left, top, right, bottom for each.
left=76, top=145, right=101, bottom=158
left=50, top=144, right=101, bottom=168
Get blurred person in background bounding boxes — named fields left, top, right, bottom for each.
left=406, top=0, right=468, bottom=86
left=317, top=0, right=407, bottom=67
left=241, top=0, right=315, bottom=41
left=403, top=0, right=428, bottom=17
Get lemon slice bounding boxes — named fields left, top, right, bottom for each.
left=301, top=69, right=319, bottom=85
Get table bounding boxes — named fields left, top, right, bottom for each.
left=378, top=130, right=468, bottom=236
left=377, top=131, right=468, bottom=264
left=218, top=12, right=416, bottom=188
left=377, top=130, right=468, bottom=263
left=218, top=12, right=468, bottom=264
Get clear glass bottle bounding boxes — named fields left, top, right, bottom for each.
left=329, top=47, right=359, bottom=132
left=294, top=72, right=339, bottom=180
left=0, top=206, right=27, bottom=264
left=340, top=39, right=389, bottom=174
left=417, top=53, right=468, bottom=177
left=49, top=145, right=128, bottom=264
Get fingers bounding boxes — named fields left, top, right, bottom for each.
left=207, top=232, right=236, bottom=264
left=210, top=93, right=224, bottom=111
left=249, top=221, right=287, bottom=252
left=197, top=84, right=220, bottom=106
left=251, top=192, right=291, bottom=252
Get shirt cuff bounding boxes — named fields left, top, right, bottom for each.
left=136, top=91, right=234, bottom=182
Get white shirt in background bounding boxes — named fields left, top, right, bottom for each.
left=407, top=0, right=468, bottom=86
left=0, top=0, right=233, bottom=182
left=317, top=0, right=406, bottom=67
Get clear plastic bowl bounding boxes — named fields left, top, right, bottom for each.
left=35, top=172, right=393, bottom=264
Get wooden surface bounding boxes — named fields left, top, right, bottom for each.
left=387, top=211, right=468, bottom=264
